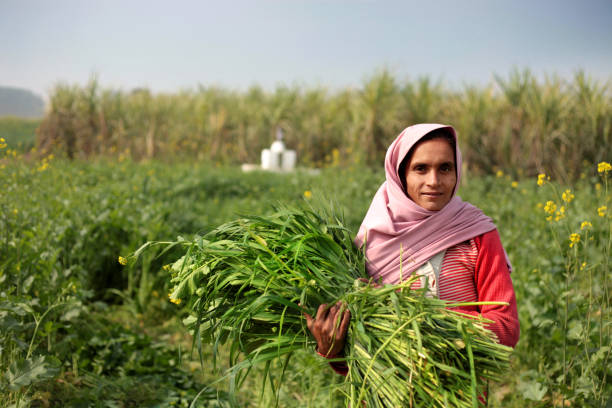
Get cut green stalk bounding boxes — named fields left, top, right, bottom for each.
left=145, top=205, right=513, bottom=407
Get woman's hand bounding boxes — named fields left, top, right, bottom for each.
left=303, top=301, right=351, bottom=358
left=357, top=277, right=382, bottom=288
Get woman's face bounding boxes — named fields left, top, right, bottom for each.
left=403, top=138, right=457, bottom=211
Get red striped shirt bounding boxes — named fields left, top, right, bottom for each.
left=409, top=230, right=519, bottom=347
left=328, top=229, right=519, bottom=375
left=411, top=239, right=479, bottom=302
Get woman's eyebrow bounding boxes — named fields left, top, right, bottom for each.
left=411, top=160, right=454, bottom=167
left=410, top=161, right=427, bottom=167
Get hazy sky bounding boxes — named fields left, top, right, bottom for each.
left=2, top=0, right=611, bottom=99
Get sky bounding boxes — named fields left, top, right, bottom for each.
left=1, top=0, right=611, bottom=100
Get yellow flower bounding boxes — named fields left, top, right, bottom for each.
left=118, top=256, right=128, bottom=265
left=12, top=209, right=18, bottom=215
left=595, top=183, right=602, bottom=191
left=580, top=262, right=587, bottom=271
left=562, top=189, right=574, bottom=203
left=580, top=221, right=592, bottom=230
left=511, top=181, right=518, bottom=188
left=554, top=207, right=565, bottom=221
left=0, top=138, right=6, bottom=149
left=536, top=202, right=543, bottom=209
left=598, top=206, right=607, bottom=217
left=544, top=201, right=557, bottom=215
left=162, top=264, right=171, bottom=271
left=303, top=190, right=312, bottom=199
left=496, top=170, right=504, bottom=178
left=168, top=292, right=181, bottom=305
left=569, top=233, right=580, bottom=248
left=332, top=148, right=340, bottom=163
left=537, top=173, right=548, bottom=186
left=597, top=161, right=611, bottom=173
left=546, top=215, right=553, bottom=222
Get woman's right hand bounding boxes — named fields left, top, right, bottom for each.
left=303, top=301, right=351, bottom=358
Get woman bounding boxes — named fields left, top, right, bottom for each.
left=304, top=123, right=520, bottom=374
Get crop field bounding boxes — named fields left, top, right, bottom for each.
left=1, top=73, right=611, bottom=407
left=0, top=117, right=40, bottom=153
left=1, top=152, right=610, bottom=407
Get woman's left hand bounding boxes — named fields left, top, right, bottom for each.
left=357, top=277, right=382, bottom=288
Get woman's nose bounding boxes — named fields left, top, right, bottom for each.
left=426, top=170, right=440, bottom=186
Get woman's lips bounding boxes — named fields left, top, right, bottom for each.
left=422, top=192, right=443, bottom=198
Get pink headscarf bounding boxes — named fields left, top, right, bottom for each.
left=355, top=123, right=503, bottom=285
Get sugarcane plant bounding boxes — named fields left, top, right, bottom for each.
left=132, top=206, right=512, bottom=407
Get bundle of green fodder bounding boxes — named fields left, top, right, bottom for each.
left=158, top=207, right=511, bottom=407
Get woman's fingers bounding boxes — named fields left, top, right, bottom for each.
left=300, top=303, right=314, bottom=329
left=326, top=303, right=340, bottom=332
left=303, top=311, right=313, bottom=329
left=316, top=303, right=329, bottom=320
left=330, top=302, right=340, bottom=319
left=327, top=302, right=348, bottom=338
left=304, top=301, right=350, bottom=341
left=302, top=301, right=351, bottom=358
left=356, top=277, right=382, bottom=288
left=338, top=308, right=351, bottom=340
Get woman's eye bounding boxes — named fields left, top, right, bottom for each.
left=441, top=164, right=452, bottom=172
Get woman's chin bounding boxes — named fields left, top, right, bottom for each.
left=417, top=198, right=449, bottom=211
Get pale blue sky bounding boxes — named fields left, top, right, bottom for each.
left=1, top=0, right=611, bottom=99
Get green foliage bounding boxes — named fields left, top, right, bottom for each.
left=35, top=70, right=611, bottom=180
left=156, top=207, right=510, bottom=407
left=6, top=355, right=60, bottom=391
left=0, top=116, right=40, bottom=152
left=0, top=155, right=610, bottom=406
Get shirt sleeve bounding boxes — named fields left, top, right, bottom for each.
left=328, top=360, right=349, bottom=376
left=454, top=229, right=520, bottom=348
left=318, top=350, right=348, bottom=376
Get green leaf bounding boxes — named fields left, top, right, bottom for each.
left=519, top=380, right=547, bottom=401
left=7, top=355, right=60, bottom=391
left=592, top=346, right=610, bottom=363
left=567, top=321, right=583, bottom=340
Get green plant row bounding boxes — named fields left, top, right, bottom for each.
left=35, top=69, right=611, bottom=181
left=0, top=116, right=40, bottom=152
left=2, top=154, right=609, bottom=406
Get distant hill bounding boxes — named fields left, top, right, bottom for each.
left=0, top=86, right=45, bottom=118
